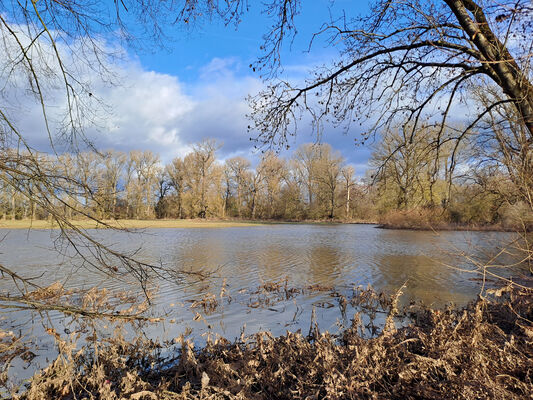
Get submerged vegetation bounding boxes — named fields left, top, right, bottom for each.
left=5, top=286, right=531, bottom=399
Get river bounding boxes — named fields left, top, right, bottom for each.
left=0, top=223, right=528, bottom=384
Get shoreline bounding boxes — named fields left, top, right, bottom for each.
left=376, top=223, right=526, bottom=233
left=12, top=287, right=532, bottom=399
left=0, top=218, right=376, bottom=230
left=0, top=218, right=522, bottom=232
left=0, top=219, right=268, bottom=230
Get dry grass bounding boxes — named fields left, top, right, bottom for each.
left=10, top=286, right=533, bottom=400
left=0, top=218, right=380, bottom=230
left=0, top=219, right=267, bottom=230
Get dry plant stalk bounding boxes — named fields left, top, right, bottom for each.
left=7, top=285, right=532, bottom=400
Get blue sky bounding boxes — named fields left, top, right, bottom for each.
left=133, top=1, right=373, bottom=172
left=4, top=1, right=373, bottom=175
left=139, top=1, right=349, bottom=82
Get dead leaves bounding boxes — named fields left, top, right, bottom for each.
left=10, top=286, right=533, bottom=399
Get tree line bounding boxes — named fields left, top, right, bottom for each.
left=371, top=119, right=533, bottom=229
left=0, top=0, right=530, bottom=230
left=1, top=140, right=368, bottom=222
left=3, top=129, right=531, bottom=228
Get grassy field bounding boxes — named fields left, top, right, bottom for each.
left=0, top=219, right=269, bottom=230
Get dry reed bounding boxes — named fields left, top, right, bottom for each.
left=8, top=285, right=531, bottom=400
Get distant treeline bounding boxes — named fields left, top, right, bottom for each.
left=1, top=140, right=370, bottom=221
left=1, top=134, right=532, bottom=228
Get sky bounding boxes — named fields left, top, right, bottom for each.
left=3, top=1, right=374, bottom=175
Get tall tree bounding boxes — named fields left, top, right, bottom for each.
left=154, top=167, right=171, bottom=219
left=226, top=157, right=251, bottom=218
left=130, top=150, right=160, bottom=219
left=293, top=144, right=320, bottom=210
left=341, top=166, right=356, bottom=219
left=75, top=152, right=100, bottom=213
left=246, top=1, right=532, bottom=148
left=100, top=151, right=126, bottom=218
left=257, top=152, right=286, bottom=219
left=370, top=126, right=457, bottom=211
left=166, top=157, right=187, bottom=219
left=186, top=139, right=220, bottom=218
left=315, top=145, right=344, bottom=219
left=472, top=84, right=533, bottom=210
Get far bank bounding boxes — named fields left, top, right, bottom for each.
left=0, top=217, right=527, bottom=232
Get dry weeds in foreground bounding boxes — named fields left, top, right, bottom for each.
left=8, top=286, right=532, bottom=400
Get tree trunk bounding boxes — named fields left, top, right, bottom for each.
left=177, top=190, right=183, bottom=219
left=11, top=190, right=15, bottom=220
left=345, top=185, right=350, bottom=218
left=445, top=0, right=533, bottom=139
left=251, top=190, right=257, bottom=219
left=329, top=191, right=335, bottom=219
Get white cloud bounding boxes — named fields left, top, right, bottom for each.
left=90, top=64, right=196, bottom=160
left=0, top=26, right=371, bottom=168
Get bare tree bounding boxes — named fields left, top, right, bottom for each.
left=341, top=166, right=355, bottom=219
left=472, top=84, right=533, bottom=210
left=257, top=152, right=286, bottom=218
left=100, top=151, right=127, bottom=218
left=245, top=168, right=263, bottom=219
left=226, top=156, right=251, bottom=218
left=185, top=139, right=220, bottom=218
left=293, top=144, right=320, bottom=210
left=130, top=150, right=160, bottom=219
left=246, top=1, right=532, bottom=184
left=166, top=157, right=187, bottom=219
left=154, top=167, right=171, bottom=219
left=221, top=164, right=234, bottom=218
left=315, top=145, right=344, bottom=219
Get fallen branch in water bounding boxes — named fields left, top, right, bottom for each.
left=0, top=295, right=155, bottom=321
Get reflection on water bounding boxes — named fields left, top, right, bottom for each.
left=0, top=224, right=528, bottom=381
left=1, top=224, right=526, bottom=308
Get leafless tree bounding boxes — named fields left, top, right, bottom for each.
left=226, top=156, right=252, bottom=218
left=315, top=145, right=344, bottom=219
left=245, top=1, right=532, bottom=185
left=341, top=166, right=355, bottom=219
left=166, top=157, right=187, bottom=219
left=185, top=139, right=220, bottom=218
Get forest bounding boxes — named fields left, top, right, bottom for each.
left=3, top=126, right=531, bottom=231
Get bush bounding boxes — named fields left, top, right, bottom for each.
left=378, top=207, right=451, bottom=230
left=499, top=202, right=533, bottom=231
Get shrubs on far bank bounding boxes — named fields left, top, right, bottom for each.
left=378, top=204, right=533, bottom=232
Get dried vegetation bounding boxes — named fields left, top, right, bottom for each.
left=6, top=285, right=532, bottom=400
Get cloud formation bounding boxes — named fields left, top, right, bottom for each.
left=1, top=36, right=371, bottom=174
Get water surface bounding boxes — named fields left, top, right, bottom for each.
left=0, top=224, right=527, bottom=382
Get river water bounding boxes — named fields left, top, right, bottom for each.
left=0, top=223, right=528, bottom=383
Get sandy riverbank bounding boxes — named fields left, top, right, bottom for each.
left=0, top=219, right=269, bottom=230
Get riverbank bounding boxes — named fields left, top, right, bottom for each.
left=12, top=286, right=532, bottom=399
left=376, top=222, right=520, bottom=232
left=0, top=218, right=378, bottom=230
left=0, top=217, right=524, bottom=232
left=0, top=219, right=269, bottom=230
left=377, top=208, right=532, bottom=232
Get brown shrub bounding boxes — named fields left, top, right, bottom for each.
left=379, top=208, right=452, bottom=230
left=13, top=286, right=532, bottom=400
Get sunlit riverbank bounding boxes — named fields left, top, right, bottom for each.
left=0, top=219, right=269, bottom=230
